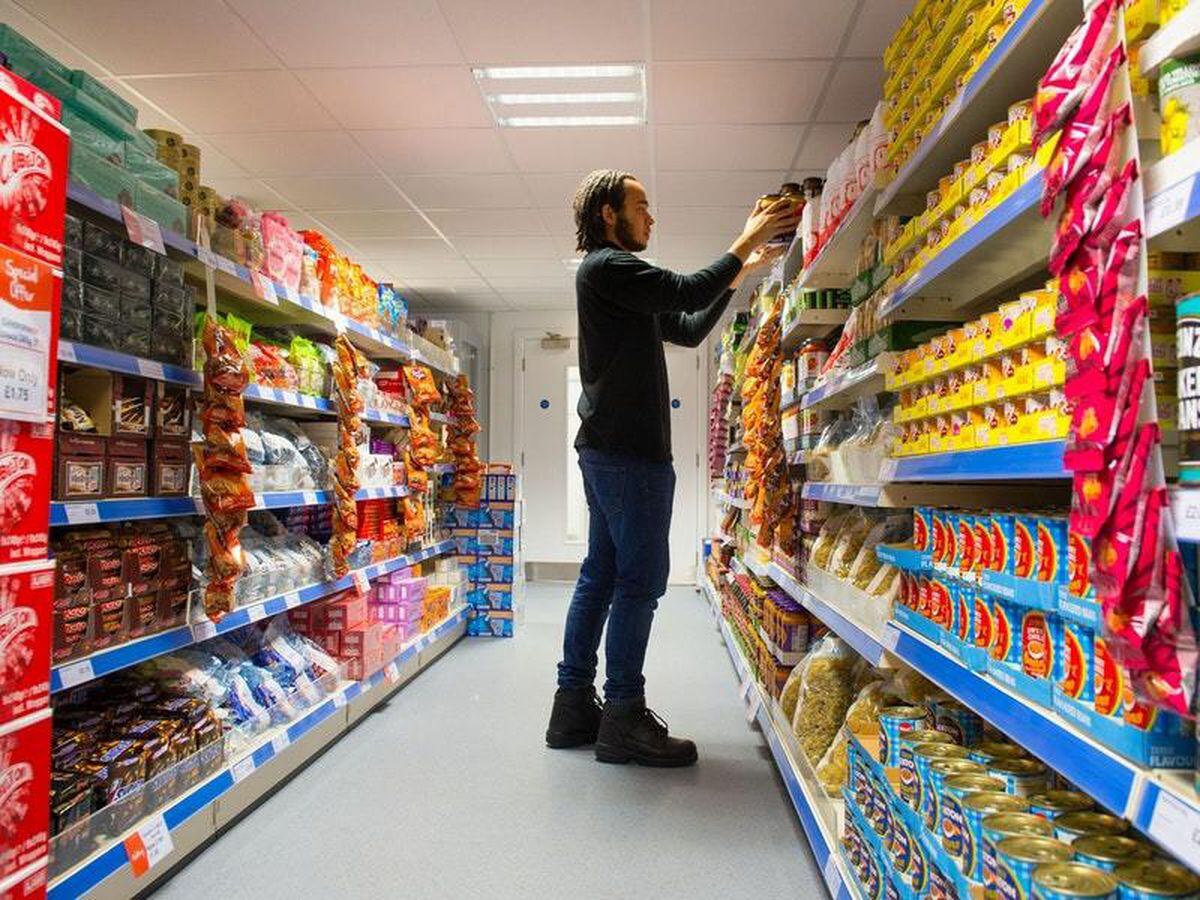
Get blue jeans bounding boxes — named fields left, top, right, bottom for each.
left=557, top=448, right=675, bottom=701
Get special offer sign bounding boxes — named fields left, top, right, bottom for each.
left=0, top=245, right=56, bottom=424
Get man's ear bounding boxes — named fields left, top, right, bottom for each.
left=601, top=203, right=617, bottom=227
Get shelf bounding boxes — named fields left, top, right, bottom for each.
left=428, top=463, right=456, bottom=475
left=799, top=354, right=891, bottom=411
left=51, top=539, right=457, bottom=692
left=874, top=0, right=1080, bottom=216
left=1139, top=3, right=1200, bottom=73
left=795, top=187, right=879, bottom=290
left=766, top=562, right=894, bottom=667
left=1144, top=140, right=1200, bottom=242
left=58, top=341, right=201, bottom=388
left=702, top=575, right=854, bottom=900
left=362, top=408, right=411, bottom=427
left=713, top=488, right=751, bottom=510
left=801, top=480, right=1067, bottom=508
left=67, top=181, right=195, bottom=255
left=47, top=603, right=469, bottom=900
left=243, top=384, right=334, bottom=414
left=780, top=309, right=851, bottom=352
left=50, top=485, right=412, bottom=526
left=878, top=171, right=1054, bottom=320
left=883, top=440, right=1068, bottom=481
left=408, top=338, right=459, bottom=376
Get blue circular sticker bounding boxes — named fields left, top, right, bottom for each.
left=540, top=399, right=550, bottom=409
left=671, top=399, right=681, bottom=409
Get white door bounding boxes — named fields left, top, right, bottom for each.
left=518, top=336, right=703, bottom=583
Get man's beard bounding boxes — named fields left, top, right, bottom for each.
left=615, top=213, right=648, bottom=252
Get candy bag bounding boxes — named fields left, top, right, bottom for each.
left=1033, top=0, right=1118, bottom=145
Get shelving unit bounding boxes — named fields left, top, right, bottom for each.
left=794, top=187, right=879, bottom=290
left=1144, top=140, right=1200, bottom=243
left=51, top=540, right=457, bottom=692
left=799, top=354, right=891, bottom=411
left=47, top=604, right=469, bottom=900
left=883, top=440, right=1069, bottom=481
left=1138, top=3, right=1200, bottom=73
left=780, top=309, right=851, bottom=352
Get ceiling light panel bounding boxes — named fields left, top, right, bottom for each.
left=474, top=64, right=646, bottom=127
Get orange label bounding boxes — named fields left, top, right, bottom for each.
left=1124, top=700, right=1157, bottom=732
left=945, top=524, right=958, bottom=569
left=989, top=521, right=1008, bottom=572
left=1093, top=638, right=1123, bottom=717
left=973, top=520, right=990, bottom=576
left=957, top=592, right=970, bottom=642
left=1067, top=531, right=1091, bottom=598
left=959, top=520, right=976, bottom=576
left=1036, top=522, right=1058, bottom=583
left=124, top=832, right=150, bottom=877
left=914, top=510, right=929, bottom=553
left=1014, top=521, right=1035, bottom=579
left=1022, top=612, right=1052, bottom=679
left=937, top=582, right=954, bottom=629
left=932, top=517, right=945, bottom=564
left=974, top=597, right=993, bottom=650
left=1060, top=627, right=1087, bottom=698
left=0, top=243, right=55, bottom=311
left=992, top=602, right=1010, bottom=661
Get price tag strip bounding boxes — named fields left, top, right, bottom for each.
left=57, top=658, right=95, bottom=689
left=230, top=755, right=256, bottom=784
left=1146, top=787, right=1200, bottom=871
left=64, top=502, right=100, bottom=525
left=123, top=814, right=173, bottom=878
left=120, top=206, right=166, bottom=255
left=250, top=271, right=278, bottom=305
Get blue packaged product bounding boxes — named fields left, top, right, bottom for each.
left=995, top=836, right=1074, bottom=900
left=879, top=705, right=930, bottom=768
left=916, top=744, right=973, bottom=828
left=982, top=813, right=1054, bottom=897
left=1030, top=862, right=1118, bottom=899
left=962, top=791, right=1029, bottom=883
left=934, top=699, right=984, bottom=747
left=1070, top=835, right=1153, bottom=873
left=928, top=757, right=987, bottom=836
left=941, top=774, right=1006, bottom=866
left=1056, top=617, right=1095, bottom=703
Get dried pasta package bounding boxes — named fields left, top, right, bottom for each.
left=791, top=635, right=857, bottom=765
left=831, top=511, right=874, bottom=579
left=865, top=564, right=901, bottom=600
left=844, top=679, right=889, bottom=735
left=815, top=729, right=849, bottom=792
left=884, top=667, right=938, bottom=706
left=811, top=510, right=854, bottom=571
left=779, top=663, right=807, bottom=722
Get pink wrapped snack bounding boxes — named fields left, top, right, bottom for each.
left=1033, top=0, right=1118, bottom=146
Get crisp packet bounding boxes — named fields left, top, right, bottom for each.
left=1083, top=158, right=1138, bottom=253
left=1056, top=245, right=1106, bottom=337
left=1033, top=0, right=1119, bottom=145
left=1095, top=220, right=1142, bottom=326
left=1093, top=422, right=1158, bottom=597
left=1041, top=43, right=1126, bottom=217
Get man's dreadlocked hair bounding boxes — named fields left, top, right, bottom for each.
left=573, top=168, right=634, bottom=253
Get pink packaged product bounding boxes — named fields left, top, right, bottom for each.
left=260, top=212, right=303, bottom=292
left=309, top=590, right=368, bottom=632
left=370, top=602, right=422, bottom=625
left=375, top=576, right=426, bottom=605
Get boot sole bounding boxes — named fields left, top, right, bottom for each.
left=545, top=730, right=598, bottom=749
left=594, top=745, right=698, bottom=767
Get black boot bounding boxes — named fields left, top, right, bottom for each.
left=545, top=686, right=603, bottom=748
left=594, top=700, right=698, bottom=767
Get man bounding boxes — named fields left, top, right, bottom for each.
left=545, top=169, right=800, bottom=767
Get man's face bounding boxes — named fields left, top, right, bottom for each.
left=608, top=178, right=653, bottom=252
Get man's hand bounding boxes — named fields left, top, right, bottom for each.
left=729, top=197, right=802, bottom=262
left=730, top=243, right=786, bottom=289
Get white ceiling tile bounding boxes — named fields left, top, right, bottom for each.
left=398, top=174, right=534, bottom=210
left=438, top=0, right=643, bottom=63
left=502, top=126, right=651, bottom=175
left=429, top=209, right=549, bottom=237
left=471, top=258, right=566, bottom=279
left=486, top=276, right=576, bottom=291
left=538, top=207, right=579, bottom=247
left=403, top=276, right=492, bottom=291
left=430, top=294, right=509, bottom=310
left=795, top=123, right=859, bottom=170
left=655, top=125, right=803, bottom=170
left=121, top=71, right=338, bottom=133
left=382, top=258, right=479, bottom=279
left=654, top=234, right=740, bottom=262
left=653, top=61, right=828, bottom=124
left=226, top=0, right=462, bottom=67
left=349, top=238, right=459, bottom=260
left=523, top=173, right=589, bottom=210
left=163, top=136, right=246, bottom=180
left=25, top=0, right=278, bottom=74
left=846, top=0, right=912, bottom=58
left=650, top=0, right=855, bottom=61
left=654, top=171, right=787, bottom=208
left=651, top=207, right=749, bottom=236
left=0, top=0, right=95, bottom=71
left=499, top=292, right=575, bottom=310
left=296, top=67, right=491, bottom=129
left=198, top=176, right=286, bottom=210
left=816, top=59, right=884, bottom=122
left=454, top=235, right=559, bottom=258
left=261, top=175, right=408, bottom=210
left=305, top=210, right=437, bottom=238
left=355, top=129, right=514, bottom=174
left=203, top=131, right=376, bottom=177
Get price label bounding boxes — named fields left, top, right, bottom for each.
left=332, top=692, right=348, bottom=709
left=58, top=341, right=76, bottom=363
left=283, top=285, right=300, bottom=305
left=882, top=625, right=902, bottom=653
left=230, top=755, right=256, bottom=783
left=195, top=246, right=219, bottom=269
left=124, top=814, right=173, bottom=877
left=64, top=502, right=100, bottom=525
left=330, top=310, right=347, bottom=334
left=1146, top=175, right=1195, bottom=237
left=823, top=855, right=843, bottom=891
left=216, top=256, right=239, bottom=276
left=746, top=690, right=762, bottom=723
left=384, top=662, right=399, bottom=683
left=250, top=271, right=278, bottom=305
left=271, top=733, right=291, bottom=755
left=120, top=206, right=166, bottom=255
left=192, top=620, right=217, bottom=641
left=282, top=591, right=302, bottom=609
left=302, top=491, right=319, bottom=507
left=247, top=604, right=268, bottom=623
left=57, top=658, right=95, bottom=689
left=879, top=458, right=899, bottom=482
left=353, top=570, right=370, bottom=595
left=1147, top=789, right=1200, bottom=871
left=136, top=358, right=165, bottom=380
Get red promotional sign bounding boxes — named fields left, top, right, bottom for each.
left=0, top=72, right=66, bottom=269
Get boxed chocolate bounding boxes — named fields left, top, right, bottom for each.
left=121, top=243, right=157, bottom=279
left=119, top=328, right=152, bottom=359
left=150, top=439, right=189, bottom=496
left=309, top=591, right=367, bottom=632
left=0, top=562, right=53, bottom=725
left=64, top=213, right=82, bottom=249
left=59, top=306, right=83, bottom=342
left=155, top=383, right=190, bottom=438
left=60, top=276, right=82, bottom=310
left=108, top=438, right=147, bottom=498
left=54, top=433, right=105, bottom=500
left=155, top=257, right=183, bottom=288
left=119, top=289, right=152, bottom=330
left=81, top=221, right=121, bottom=262
left=53, top=599, right=89, bottom=662
left=111, top=375, right=152, bottom=437
left=80, top=316, right=119, bottom=351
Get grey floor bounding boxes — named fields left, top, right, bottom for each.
left=154, top=583, right=822, bottom=899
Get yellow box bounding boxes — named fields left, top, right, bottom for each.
left=1032, top=353, right=1066, bottom=390
left=1020, top=407, right=1071, bottom=443
left=1125, top=0, right=1160, bottom=42
left=1034, top=130, right=1062, bottom=168
left=1028, top=290, right=1057, bottom=339
left=991, top=297, right=1034, bottom=353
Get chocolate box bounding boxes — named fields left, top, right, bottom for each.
left=154, top=383, right=190, bottom=438
left=111, top=375, right=152, bottom=437
left=0, top=710, right=51, bottom=882
left=150, top=439, right=189, bottom=496
left=0, top=561, right=52, bottom=726
left=0, top=421, right=51, bottom=564
left=54, top=431, right=104, bottom=501
left=107, top=436, right=147, bottom=498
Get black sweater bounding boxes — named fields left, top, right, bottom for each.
left=574, top=247, right=742, bottom=462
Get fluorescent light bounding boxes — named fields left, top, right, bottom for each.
left=474, top=65, right=641, bottom=80
left=488, top=91, right=641, bottom=106
left=499, top=115, right=644, bottom=128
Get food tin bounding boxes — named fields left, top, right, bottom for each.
left=915, top=743, right=973, bottom=818
left=989, top=758, right=1051, bottom=797
left=970, top=742, right=1029, bottom=767
left=1113, top=860, right=1200, bottom=898
left=1032, top=862, right=1119, bottom=899
left=962, top=792, right=1029, bottom=883
left=797, top=339, right=828, bottom=387
left=982, top=813, right=1054, bottom=895
left=928, top=758, right=988, bottom=834
left=1028, top=791, right=1095, bottom=821
left=935, top=699, right=985, bottom=747
left=899, top=731, right=954, bottom=806
left=880, top=705, right=932, bottom=768
left=1072, top=836, right=1154, bottom=873
left=1053, top=812, right=1129, bottom=845
left=996, top=836, right=1074, bottom=900
left=941, top=774, right=1006, bottom=863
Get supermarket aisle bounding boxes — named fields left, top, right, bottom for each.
left=156, top=583, right=821, bottom=899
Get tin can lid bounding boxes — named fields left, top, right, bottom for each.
left=1072, top=835, right=1154, bottom=865
left=944, top=774, right=1005, bottom=794
left=963, top=791, right=1029, bottom=815
left=915, top=743, right=971, bottom=761
left=1028, top=791, right=1095, bottom=815
left=881, top=705, right=929, bottom=719
left=1114, top=860, right=1200, bottom=896
left=930, top=758, right=987, bottom=776
left=981, top=812, right=1054, bottom=838
left=971, top=741, right=1028, bottom=761
left=1032, top=863, right=1119, bottom=897
left=988, top=757, right=1047, bottom=776
left=900, top=729, right=952, bottom=746
left=996, top=836, right=1073, bottom=865
left=1054, top=811, right=1128, bottom=837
